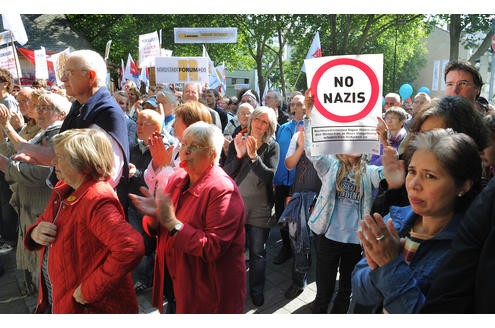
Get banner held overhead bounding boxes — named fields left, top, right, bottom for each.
left=174, top=28, right=237, bottom=44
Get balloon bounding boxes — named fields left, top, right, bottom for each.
left=417, top=86, right=430, bottom=95
left=399, top=83, right=413, bottom=101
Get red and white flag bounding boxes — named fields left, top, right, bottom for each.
left=301, top=31, right=321, bottom=73
left=124, top=53, right=140, bottom=87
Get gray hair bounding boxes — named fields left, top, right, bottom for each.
left=406, top=129, right=481, bottom=212
left=39, top=92, right=72, bottom=115
left=385, top=106, right=408, bottom=121
left=183, top=121, right=224, bottom=164
left=156, top=90, right=178, bottom=105
left=68, top=50, right=107, bottom=87
left=385, top=92, right=401, bottom=103
left=247, top=106, right=277, bottom=143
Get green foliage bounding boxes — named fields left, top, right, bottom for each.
left=63, top=14, right=462, bottom=97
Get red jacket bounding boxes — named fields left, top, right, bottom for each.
left=143, top=165, right=246, bottom=313
left=25, top=179, right=144, bottom=314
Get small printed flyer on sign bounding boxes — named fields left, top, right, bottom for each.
left=304, top=54, right=383, bottom=156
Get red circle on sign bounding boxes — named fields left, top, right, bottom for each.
left=310, top=58, right=379, bottom=123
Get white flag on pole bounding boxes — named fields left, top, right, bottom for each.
left=1, top=13, right=28, bottom=45
left=301, top=31, right=321, bottom=73
left=202, top=45, right=222, bottom=89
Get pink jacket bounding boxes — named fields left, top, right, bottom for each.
left=143, top=165, right=246, bottom=313
left=25, top=179, right=144, bottom=314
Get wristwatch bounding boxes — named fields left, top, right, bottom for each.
left=169, top=222, right=183, bottom=236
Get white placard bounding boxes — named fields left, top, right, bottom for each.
left=154, top=56, right=208, bottom=84
left=139, top=31, right=160, bottom=68
left=34, top=47, right=48, bottom=79
left=0, top=46, right=19, bottom=78
left=304, top=54, right=383, bottom=155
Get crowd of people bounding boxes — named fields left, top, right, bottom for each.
left=1, top=50, right=495, bottom=314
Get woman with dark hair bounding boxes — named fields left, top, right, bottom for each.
left=352, top=129, right=482, bottom=313
left=372, top=95, right=489, bottom=217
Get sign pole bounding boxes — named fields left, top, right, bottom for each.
left=9, top=30, right=22, bottom=84
left=489, top=34, right=495, bottom=103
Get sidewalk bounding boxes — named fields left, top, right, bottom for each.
left=0, top=226, right=319, bottom=314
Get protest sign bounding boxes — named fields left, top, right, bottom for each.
left=0, top=46, right=19, bottom=78
left=155, top=56, right=208, bottom=84
left=139, top=31, right=160, bottom=68
left=304, top=54, right=383, bottom=155
left=174, top=27, right=237, bottom=44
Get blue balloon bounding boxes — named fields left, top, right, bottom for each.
left=417, top=86, right=430, bottom=96
left=399, top=83, right=413, bottom=101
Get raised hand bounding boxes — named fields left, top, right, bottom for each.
left=382, top=146, right=405, bottom=189
left=245, top=135, right=258, bottom=159
left=376, top=116, right=389, bottom=146
left=149, top=131, right=174, bottom=170
left=304, top=89, right=314, bottom=118
left=234, top=132, right=247, bottom=159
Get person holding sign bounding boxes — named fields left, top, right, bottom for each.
left=303, top=90, right=387, bottom=313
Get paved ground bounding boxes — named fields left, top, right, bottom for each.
left=0, top=226, right=320, bottom=314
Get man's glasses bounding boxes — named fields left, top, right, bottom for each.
left=445, top=80, right=473, bottom=88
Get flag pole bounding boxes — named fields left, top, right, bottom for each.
left=9, top=30, right=22, bottom=85
left=294, top=70, right=302, bottom=89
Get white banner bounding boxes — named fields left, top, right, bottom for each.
left=139, top=31, right=160, bottom=68
left=155, top=56, right=208, bottom=84
left=174, top=27, right=237, bottom=44
left=304, top=54, right=383, bottom=155
left=34, top=47, right=49, bottom=80
left=0, top=46, right=19, bottom=79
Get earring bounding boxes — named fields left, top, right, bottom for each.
left=457, top=192, right=464, bottom=197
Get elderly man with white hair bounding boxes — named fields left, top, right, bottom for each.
left=14, top=50, right=130, bottom=189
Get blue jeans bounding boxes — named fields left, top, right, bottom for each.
left=245, top=225, right=270, bottom=297
left=290, top=235, right=312, bottom=288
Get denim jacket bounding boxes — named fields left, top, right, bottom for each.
left=278, top=191, right=317, bottom=254
left=303, top=119, right=383, bottom=237
left=351, top=206, right=464, bottom=313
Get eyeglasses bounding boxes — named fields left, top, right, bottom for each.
left=445, top=80, right=473, bottom=88
left=36, top=105, right=55, bottom=113
left=60, top=69, right=88, bottom=79
left=179, top=143, right=209, bottom=153
left=384, top=117, right=400, bottom=122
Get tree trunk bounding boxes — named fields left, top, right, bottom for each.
left=449, top=14, right=462, bottom=61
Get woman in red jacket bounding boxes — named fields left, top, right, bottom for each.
left=130, top=121, right=246, bottom=313
left=25, top=128, right=144, bottom=314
